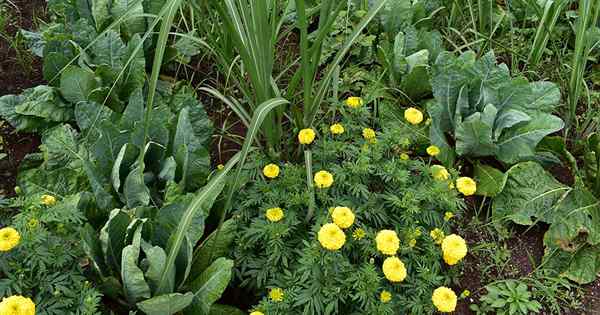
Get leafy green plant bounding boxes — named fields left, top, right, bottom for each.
left=233, top=104, right=466, bottom=314
left=428, top=50, right=564, bottom=166
left=475, top=161, right=600, bottom=284
left=471, top=280, right=542, bottom=315
left=1, top=193, right=102, bottom=315
left=584, top=132, right=600, bottom=196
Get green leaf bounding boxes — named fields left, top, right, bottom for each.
left=92, top=0, right=111, bottom=29
left=185, top=258, right=234, bottom=315
left=496, top=113, right=564, bottom=164
left=92, top=30, right=127, bottom=69
left=75, top=101, right=115, bottom=136
left=82, top=224, right=108, bottom=277
left=121, top=220, right=151, bottom=303
left=474, top=164, right=507, bottom=197
left=112, top=0, right=146, bottom=34
left=563, top=245, right=600, bottom=284
left=100, top=209, right=132, bottom=272
left=41, top=124, right=80, bottom=170
left=124, top=163, right=151, bottom=208
left=141, top=241, right=170, bottom=292
left=60, top=66, right=98, bottom=104
left=189, top=219, right=237, bottom=279
left=112, top=143, right=138, bottom=193
left=14, top=86, right=73, bottom=122
left=455, top=104, right=498, bottom=157
left=136, top=292, right=195, bottom=315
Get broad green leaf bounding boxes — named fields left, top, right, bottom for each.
left=100, top=209, right=132, bottom=272
left=189, top=219, right=237, bottom=279
left=474, top=164, right=507, bottom=197
left=455, top=104, right=498, bottom=157
left=121, top=220, right=151, bottom=303
left=136, top=292, right=195, bottom=315
left=124, top=163, right=151, bottom=208
left=496, top=113, right=564, bottom=164
left=185, top=258, right=234, bottom=315
left=0, top=94, right=44, bottom=132
left=92, top=30, right=127, bottom=69
left=60, top=66, right=98, bottom=104
left=41, top=124, right=80, bottom=169
left=14, top=86, right=73, bottom=122
left=428, top=102, right=455, bottom=167
left=493, top=109, right=531, bottom=140
left=112, top=0, right=146, bottom=35
left=75, top=101, right=115, bottom=136
left=92, top=0, right=111, bottom=29
left=112, top=144, right=138, bottom=193
left=563, top=245, right=600, bottom=284
left=141, top=241, right=170, bottom=292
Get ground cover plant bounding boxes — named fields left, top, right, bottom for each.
left=2, top=0, right=600, bottom=314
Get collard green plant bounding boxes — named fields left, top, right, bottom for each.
left=428, top=50, right=564, bottom=166
left=584, top=132, right=600, bottom=196
left=478, top=161, right=600, bottom=284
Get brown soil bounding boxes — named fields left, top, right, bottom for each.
left=0, top=0, right=46, bottom=197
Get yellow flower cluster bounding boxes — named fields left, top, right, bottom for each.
left=265, top=207, right=284, bottom=222
left=41, top=194, right=56, bottom=206
left=250, top=312, right=264, bottom=315
left=441, top=234, right=468, bottom=265
left=444, top=211, right=454, bottom=221
left=432, top=287, right=457, bottom=313
left=426, top=145, right=440, bottom=157
left=430, top=228, right=445, bottom=245
left=456, top=177, right=477, bottom=196
left=331, top=207, right=355, bottom=229
left=404, top=107, right=424, bottom=125
left=298, top=128, right=316, bottom=144
left=318, top=223, right=346, bottom=250
left=269, top=288, right=284, bottom=302
left=263, top=164, right=280, bottom=179
left=400, top=153, right=410, bottom=160
left=0, top=295, right=35, bottom=315
left=346, top=96, right=363, bottom=108
left=431, top=165, right=450, bottom=181
left=376, top=230, right=400, bottom=255
left=362, top=128, right=376, bottom=142
left=380, top=290, right=392, bottom=303
left=314, top=170, right=334, bottom=188
left=382, top=256, right=407, bottom=282
left=217, top=164, right=225, bottom=170
left=0, top=227, right=20, bottom=252
left=330, top=123, right=345, bottom=135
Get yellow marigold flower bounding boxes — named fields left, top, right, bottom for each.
left=376, top=230, right=400, bottom=255
left=400, top=153, right=410, bottom=160
left=263, top=163, right=280, bottom=179
left=456, top=177, right=477, bottom=196
left=27, top=218, right=39, bottom=229
left=442, top=234, right=468, bottom=265
left=41, top=194, right=56, bottom=206
left=430, top=228, right=445, bottom=245
left=318, top=223, right=346, bottom=250
left=331, top=207, right=355, bottom=229
left=0, top=295, right=36, bottom=315
left=269, top=288, right=284, bottom=302
left=362, top=128, right=376, bottom=141
left=380, top=290, right=392, bottom=303
left=14, top=186, right=21, bottom=195
left=330, top=123, right=345, bottom=135
left=352, top=228, right=366, bottom=240
left=0, top=227, right=20, bottom=252
left=448, top=182, right=455, bottom=189
left=250, top=312, right=264, bottom=315
left=444, top=211, right=454, bottom=221
left=265, top=207, right=284, bottom=222
left=314, top=170, right=334, bottom=188
left=431, top=165, right=450, bottom=181
left=414, top=228, right=422, bottom=237
left=408, top=239, right=417, bottom=248
left=404, top=107, right=424, bottom=125
left=298, top=128, right=316, bottom=144
left=382, top=256, right=407, bottom=282
left=426, top=145, right=441, bottom=157
left=432, top=287, right=457, bottom=313
left=217, top=164, right=225, bottom=170
left=346, top=96, right=363, bottom=108
left=461, top=289, right=471, bottom=298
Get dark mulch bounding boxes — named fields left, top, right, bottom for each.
left=0, top=0, right=46, bottom=197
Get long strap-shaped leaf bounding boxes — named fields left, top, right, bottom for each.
left=305, top=0, right=389, bottom=127
left=154, top=152, right=241, bottom=295
left=206, top=98, right=289, bottom=263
